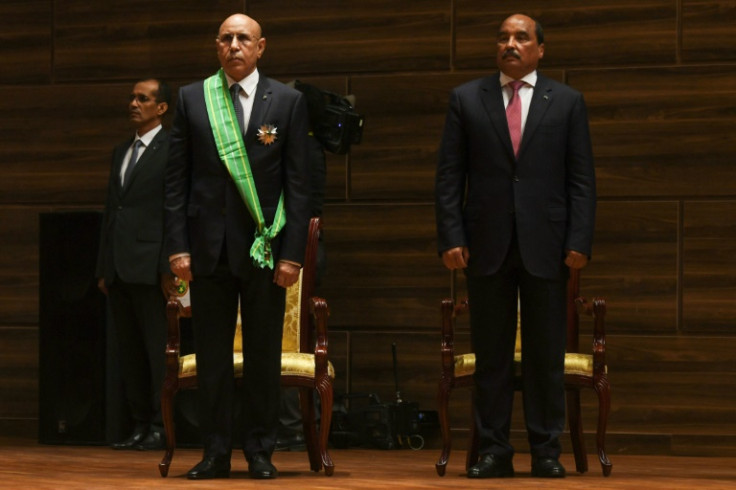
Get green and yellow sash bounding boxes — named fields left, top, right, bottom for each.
left=203, top=69, right=285, bottom=269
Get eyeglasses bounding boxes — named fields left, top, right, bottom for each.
left=129, top=94, right=155, bottom=104
left=217, top=33, right=258, bottom=47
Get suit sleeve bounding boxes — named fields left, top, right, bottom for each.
left=435, top=89, right=468, bottom=255
left=279, top=90, right=312, bottom=265
left=565, top=93, right=596, bottom=257
left=164, top=87, right=192, bottom=264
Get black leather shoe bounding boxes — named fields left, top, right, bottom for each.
left=531, top=457, right=566, bottom=478
left=467, top=454, right=514, bottom=478
left=186, top=456, right=231, bottom=480
left=135, top=430, right=165, bottom=451
left=248, top=453, right=278, bottom=479
left=111, top=427, right=147, bottom=450
left=275, top=432, right=306, bottom=452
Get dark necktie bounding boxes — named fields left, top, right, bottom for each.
left=230, top=84, right=244, bottom=134
left=123, top=139, right=143, bottom=187
left=506, top=80, right=525, bottom=157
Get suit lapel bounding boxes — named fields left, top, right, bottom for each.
left=518, top=73, right=553, bottom=158
left=120, top=130, right=165, bottom=192
left=247, top=78, right=274, bottom=138
left=480, top=75, right=516, bottom=160
left=114, top=138, right=133, bottom=193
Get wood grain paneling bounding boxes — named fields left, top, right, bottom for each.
left=0, top=1, right=52, bottom=84
left=454, top=0, right=676, bottom=70
left=682, top=1, right=736, bottom=62
left=0, top=327, right=38, bottom=418
left=568, top=66, right=736, bottom=198
left=319, top=204, right=448, bottom=329
left=683, top=201, right=736, bottom=333
left=0, top=208, right=45, bottom=326
left=606, top=335, right=736, bottom=435
left=0, top=84, right=134, bottom=204
left=348, top=71, right=564, bottom=201
left=584, top=201, right=678, bottom=333
left=250, top=0, right=451, bottom=75
left=348, top=331, right=440, bottom=410
left=53, top=1, right=241, bottom=82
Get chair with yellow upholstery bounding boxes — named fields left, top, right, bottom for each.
left=158, top=217, right=335, bottom=477
left=435, top=268, right=612, bottom=477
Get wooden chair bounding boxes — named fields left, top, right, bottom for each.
left=435, top=268, right=612, bottom=477
left=158, top=217, right=335, bottom=477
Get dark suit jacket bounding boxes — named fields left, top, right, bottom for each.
left=436, top=72, right=596, bottom=280
left=97, top=129, right=170, bottom=285
left=164, top=75, right=311, bottom=276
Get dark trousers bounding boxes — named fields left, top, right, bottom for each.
left=190, top=260, right=285, bottom=460
left=466, top=238, right=568, bottom=460
left=107, top=280, right=167, bottom=431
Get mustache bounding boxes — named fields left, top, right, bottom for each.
left=502, top=49, right=521, bottom=60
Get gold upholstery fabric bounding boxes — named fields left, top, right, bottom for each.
left=231, top=270, right=302, bottom=354
left=178, top=352, right=335, bottom=380
left=453, top=352, right=596, bottom=379
left=178, top=270, right=327, bottom=380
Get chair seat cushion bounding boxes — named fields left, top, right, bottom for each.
left=179, top=352, right=335, bottom=380
left=454, top=352, right=597, bottom=378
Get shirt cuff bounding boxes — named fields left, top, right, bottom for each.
left=169, top=253, right=191, bottom=263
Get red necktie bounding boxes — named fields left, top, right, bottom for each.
left=506, top=80, right=525, bottom=157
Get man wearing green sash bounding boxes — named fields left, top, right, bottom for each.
left=164, top=13, right=311, bottom=480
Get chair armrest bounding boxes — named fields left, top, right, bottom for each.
left=310, top=296, right=329, bottom=371
left=164, top=299, right=184, bottom=376
left=576, top=296, right=608, bottom=375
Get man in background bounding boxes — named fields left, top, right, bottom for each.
left=96, top=78, right=171, bottom=451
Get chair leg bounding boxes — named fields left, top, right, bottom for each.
left=158, top=385, right=177, bottom=477
left=435, top=378, right=453, bottom=476
left=298, top=387, right=321, bottom=473
left=465, top=397, right=479, bottom=472
left=316, top=377, right=335, bottom=476
left=595, top=376, right=613, bottom=476
left=566, top=388, right=588, bottom=474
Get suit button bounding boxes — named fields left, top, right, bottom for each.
left=221, top=208, right=227, bottom=215
left=513, top=176, right=520, bottom=182
left=117, top=205, right=123, bottom=210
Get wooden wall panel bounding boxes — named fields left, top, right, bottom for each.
left=584, top=201, right=678, bottom=333
left=347, top=70, right=563, bottom=201
left=568, top=66, right=736, bottom=198
left=348, top=332, right=440, bottom=410
left=250, top=0, right=451, bottom=75
left=0, top=84, right=130, bottom=205
left=0, top=328, right=38, bottom=419
left=0, top=1, right=52, bottom=84
left=319, top=204, right=447, bottom=329
left=53, top=1, right=242, bottom=82
left=682, top=1, right=736, bottom=62
left=683, top=201, right=736, bottom=333
left=0, top=208, right=45, bottom=326
left=454, top=0, right=676, bottom=69
left=606, top=335, right=736, bottom=435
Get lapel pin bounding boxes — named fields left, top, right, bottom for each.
left=543, top=95, right=549, bottom=101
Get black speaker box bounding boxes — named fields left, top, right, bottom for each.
left=38, top=211, right=108, bottom=444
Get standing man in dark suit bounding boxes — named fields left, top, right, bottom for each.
left=96, top=78, right=171, bottom=451
left=435, top=14, right=596, bottom=479
left=165, top=13, right=311, bottom=480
